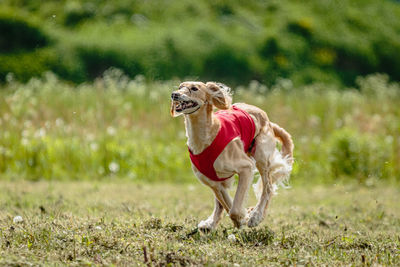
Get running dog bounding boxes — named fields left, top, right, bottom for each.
left=171, top=81, right=294, bottom=229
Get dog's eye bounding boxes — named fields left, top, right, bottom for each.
left=191, top=87, right=198, bottom=91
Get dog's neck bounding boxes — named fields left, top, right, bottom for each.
left=184, top=103, right=220, bottom=154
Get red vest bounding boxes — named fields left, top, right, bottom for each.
left=189, top=106, right=256, bottom=182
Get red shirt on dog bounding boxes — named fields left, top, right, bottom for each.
left=189, top=105, right=256, bottom=181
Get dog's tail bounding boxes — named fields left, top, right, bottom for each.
left=271, top=122, right=294, bottom=163
left=253, top=123, right=294, bottom=200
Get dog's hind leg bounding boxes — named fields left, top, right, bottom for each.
left=247, top=130, right=276, bottom=228
left=247, top=162, right=273, bottom=227
left=230, top=167, right=253, bottom=228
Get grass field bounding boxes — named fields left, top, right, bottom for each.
left=2, top=2, right=400, bottom=265
left=0, top=65, right=399, bottom=266
left=0, top=181, right=398, bottom=266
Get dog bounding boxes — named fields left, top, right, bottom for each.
left=171, top=81, right=294, bottom=229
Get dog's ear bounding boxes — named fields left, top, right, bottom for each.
left=170, top=100, right=183, bottom=117
left=170, top=100, right=176, bottom=117
left=206, top=82, right=231, bottom=110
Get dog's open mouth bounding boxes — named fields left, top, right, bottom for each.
left=174, top=100, right=199, bottom=113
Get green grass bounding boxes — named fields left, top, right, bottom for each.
left=0, top=181, right=399, bottom=265
left=0, top=71, right=399, bottom=183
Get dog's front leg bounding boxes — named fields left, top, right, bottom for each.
left=212, top=186, right=233, bottom=212
left=198, top=186, right=233, bottom=230
left=198, top=197, right=224, bottom=231
left=229, top=168, right=253, bottom=228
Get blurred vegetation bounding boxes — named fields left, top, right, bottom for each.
left=0, top=70, right=399, bottom=183
left=0, top=0, right=400, bottom=85
left=1, top=0, right=399, bottom=184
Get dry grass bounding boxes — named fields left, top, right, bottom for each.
left=0, top=181, right=399, bottom=266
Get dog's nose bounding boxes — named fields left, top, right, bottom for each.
left=171, top=92, right=180, bottom=100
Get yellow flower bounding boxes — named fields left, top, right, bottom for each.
left=314, top=48, right=336, bottom=65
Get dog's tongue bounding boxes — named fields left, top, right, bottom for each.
left=174, top=101, right=185, bottom=112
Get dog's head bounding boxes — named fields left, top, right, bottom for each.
left=170, top=81, right=232, bottom=117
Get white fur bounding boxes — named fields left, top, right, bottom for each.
left=172, top=81, right=294, bottom=229
left=252, top=149, right=292, bottom=200
left=209, top=83, right=233, bottom=105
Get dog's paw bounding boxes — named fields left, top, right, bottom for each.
left=229, top=212, right=246, bottom=229
left=247, top=209, right=263, bottom=228
left=198, top=219, right=215, bottom=231
left=247, top=206, right=255, bottom=213
left=245, top=207, right=253, bottom=222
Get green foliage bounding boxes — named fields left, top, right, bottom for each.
left=0, top=8, right=59, bottom=82
left=0, top=8, right=49, bottom=53
left=63, top=2, right=95, bottom=27
left=328, top=129, right=391, bottom=183
left=0, top=48, right=58, bottom=82
left=0, top=71, right=191, bottom=182
left=0, top=0, right=400, bottom=85
left=0, top=71, right=399, bottom=183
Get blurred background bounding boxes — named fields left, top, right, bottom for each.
left=1, top=0, right=400, bottom=85
left=0, top=0, right=399, bottom=184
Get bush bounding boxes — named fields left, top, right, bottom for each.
left=203, top=44, right=254, bottom=82
left=0, top=8, right=50, bottom=53
left=0, top=48, right=58, bottom=82
left=63, top=2, right=95, bottom=27
left=1, top=0, right=400, bottom=85
left=328, top=129, right=391, bottom=183
left=0, top=8, right=58, bottom=82
left=76, top=46, right=143, bottom=80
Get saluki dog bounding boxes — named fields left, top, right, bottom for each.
left=171, top=81, right=294, bottom=229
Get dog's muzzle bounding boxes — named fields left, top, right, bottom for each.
left=171, top=93, right=200, bottom=115
left=174, top=100, right=199, bottom=113
left=171, top=92, right=180, bottom=101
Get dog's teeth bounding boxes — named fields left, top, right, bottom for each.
left=176, top=103, right=183, bottom=111
left=174, top=100, right=198, bottom=112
